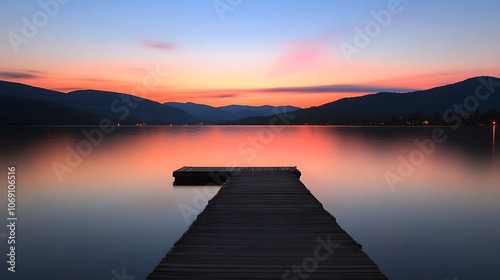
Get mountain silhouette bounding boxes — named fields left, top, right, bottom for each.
left=234, top=76, right=500, bottom=125
left=0, top=81, right=197, bottom=125
left=165, top=102, right=300, bottom=123
left=65, top=90, right=195, bottom=125
left=0, top=95, right=105, bottom=125
left=1, top=76, right=499, bottom=125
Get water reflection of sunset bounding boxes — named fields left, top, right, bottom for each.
left=10, top=126, right=499, bottom=195
left=1, top=126, right=499, bottom=280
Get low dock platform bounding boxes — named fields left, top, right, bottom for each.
left=173, top=166, right=301, bottom=185
left=148, top=167, right=387, bottom=279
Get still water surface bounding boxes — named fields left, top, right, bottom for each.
left=0, top=126, right=498, bottom=280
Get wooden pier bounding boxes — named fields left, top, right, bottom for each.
left=148, top=167, right=387, bottom=279
left=172, top=166, right=301, bottom=185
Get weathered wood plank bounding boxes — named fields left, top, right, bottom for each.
left=148, top=167, right=387, bottom=279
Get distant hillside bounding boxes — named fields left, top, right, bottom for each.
left=2, top=77, right=499, bottom=125
left=0, top=81, right=198, bottom=125
left=0, top=95, right=106, bottom=125
left=164, top=102, right=300, bottom=123
left=0, top=80, right=69, bottom=104
left=234, top=76, right=500, bottom=125
left=218, top=105, right=300, bottom=121
left=164, top=102, right=231, bottom=122
left=66, top=90, right=197, bottom=125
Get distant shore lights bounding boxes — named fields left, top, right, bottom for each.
left=493, top=121, right=496, bottom=157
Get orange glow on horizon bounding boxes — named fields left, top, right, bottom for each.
left=3, top=68, right=499, bottom=108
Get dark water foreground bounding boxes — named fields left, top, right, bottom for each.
left=0, top=126, right=498, bottom=280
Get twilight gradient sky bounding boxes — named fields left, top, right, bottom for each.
left=1, top=0, right=500, bottom=107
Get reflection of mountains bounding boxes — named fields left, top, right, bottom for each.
left=325, top=126, right=498, bottom=164
left=1, top=76, right=499, bottom=125
left=0, top=126, right=159, bottom=160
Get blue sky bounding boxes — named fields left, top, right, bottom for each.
left=1, top=0, right=500, bottom=106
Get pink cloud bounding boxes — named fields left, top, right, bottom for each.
left=268, top=38, right=331, bottom=76
left=140, top=40, right=175, bottom=51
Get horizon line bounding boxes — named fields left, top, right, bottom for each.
left=1, top=75, right=498, bottom=108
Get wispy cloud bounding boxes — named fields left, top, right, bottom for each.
left=268, top=37, right=331, bottom=76
left=257, top=84, right=416, bottom=94
left=211, top=93, right=238, bottom=98
left=0, top=70, right=42, bottom=80
left=187, top=84, right=416, bottom=97
left=69, top=77, right=116, bottom=83
left=140, top=40, right=175, bottom=51
left=201, top=93, right=239, bottom=99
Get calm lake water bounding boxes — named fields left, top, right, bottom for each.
left=0, top=126, right=499, bottom=280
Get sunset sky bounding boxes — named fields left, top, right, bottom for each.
left=1, top=0, right=500, bottom=107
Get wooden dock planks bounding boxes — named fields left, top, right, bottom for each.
left=148, top=167, right=387, bottom=279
